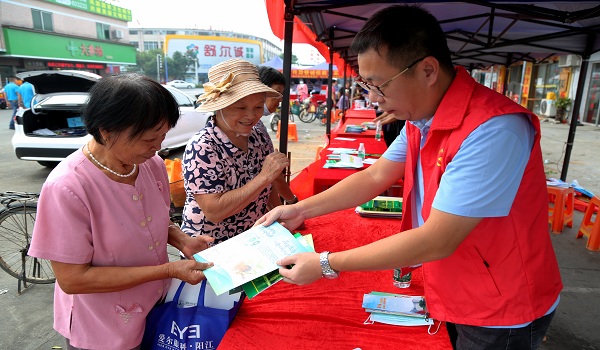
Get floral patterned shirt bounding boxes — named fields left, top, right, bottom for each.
left=181, top=116, right=274, bottom=243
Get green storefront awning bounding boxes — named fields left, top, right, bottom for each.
left=4, top=28, right=136, bottom=65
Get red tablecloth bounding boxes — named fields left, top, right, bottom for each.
left=218, top=209, right=451, bottom=350
left=333, top=117, right=377, bottom=138
left=312, top=137, right=396, bottom=195
left=344, top=108, right=377, bottom=119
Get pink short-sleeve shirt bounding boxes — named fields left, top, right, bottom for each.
left=28, top=149, right=172, bottom=349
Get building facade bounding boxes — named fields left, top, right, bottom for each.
left=129, top=27, right=282, bottom=83
left=471, top=54, right=594, bottom=125
left=0, top=0, right=136, bottom=81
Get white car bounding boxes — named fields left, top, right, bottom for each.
left=12, top=70, right=210, bottom=167
left=167, top=80, right=195, bottom=89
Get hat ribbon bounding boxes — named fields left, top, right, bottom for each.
left=198, top=72, right=234, bottom=103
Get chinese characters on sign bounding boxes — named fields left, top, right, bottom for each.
left=66, top=40, right=105, bottom=58
left=203, top=45, right=253, bottom=59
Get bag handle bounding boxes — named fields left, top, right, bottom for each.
left=196, top=280, right=207, bottom=308
left=172, top=280, right=208, bottom=308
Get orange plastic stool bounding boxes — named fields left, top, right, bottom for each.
left=547, top=186, right=574, bottom=234
left=276, top=121, right=298, bottom=142
left=576, top=196, right=600, bottom=251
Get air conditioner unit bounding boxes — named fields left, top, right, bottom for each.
left=558, top=54, right=581, bottom=68
left=112, top=29, right=123, bottom=39
left=540, top=99, right=557, bottom=117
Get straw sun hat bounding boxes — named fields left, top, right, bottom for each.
left=196, top=58, right=281, bottom=112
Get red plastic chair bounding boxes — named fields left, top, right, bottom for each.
left=547, top=186, right=574, bottom=234
left=576, top=196, right=600, bottom=251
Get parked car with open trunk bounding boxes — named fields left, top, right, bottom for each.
left=12, top=70, right=210, bottom=167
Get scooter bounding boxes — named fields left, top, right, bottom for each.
left=269, top=100, right=298, bottom=132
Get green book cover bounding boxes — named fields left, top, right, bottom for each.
left=359, top=196, right=403, bottom=212
left=242, top=234, right=314, bottom=299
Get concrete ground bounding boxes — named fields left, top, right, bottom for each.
left=0, top=111, right=598, bottom=349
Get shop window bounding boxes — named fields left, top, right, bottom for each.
left=144, top=42, right=159, bottom=51
left=96, top=23, right=110, bottom=40
left=32, top=9, right=53, bottom=32
left=583, top=63, right=600, bottom=124
left=506, top=65, right=523, bottom=104
left=528, top=62, right=560, bottom=115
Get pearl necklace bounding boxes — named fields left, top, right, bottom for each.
left=85, top=144, right=137, bottom=178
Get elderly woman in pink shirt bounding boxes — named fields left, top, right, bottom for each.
left=28, top=74, right=214, bottom=350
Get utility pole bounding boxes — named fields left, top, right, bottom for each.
left=156, top=54, right=162, bottom=83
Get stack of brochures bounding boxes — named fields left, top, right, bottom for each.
left=194, top=222, right=314, bottom=299
left=344, top=124, right=366, bottom=133
left=355, top=196, right=402, bottom=218
left=362, top=292, right=433, bottom=327
left=323, top=153, right=364, bottom=169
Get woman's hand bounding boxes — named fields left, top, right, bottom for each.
left=254, top=203, right=306, bottom=231
left=179, top=234, right=214, bottom=260
left=167, top=259, right=213, bottom=285
left=260, top=151, right=290, bottom=183
left=276, top=252, right=322, bottom=285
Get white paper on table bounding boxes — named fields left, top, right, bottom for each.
left=333, top=137, right=357, bottom=141
left=328, top=147, right=356, bottom=154
left=363, top=158, right=377, bottom=165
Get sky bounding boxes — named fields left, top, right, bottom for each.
left=109, top=0, right=323, bottom=64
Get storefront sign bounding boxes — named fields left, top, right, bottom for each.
left=43, top=0, right=132, bottom=21
left=521, top=61, right=533, bottom=107
left=48, top=61, right=106, bottom=69
left=165, top=35, right=263, bottom=73
left=4, top=28, right=136, bottom=65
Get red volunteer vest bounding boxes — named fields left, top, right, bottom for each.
left=400, top=67, right=562, bottom=326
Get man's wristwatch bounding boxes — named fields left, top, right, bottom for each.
left=283, top=195, right=299, bottom=205
left=319, top=251, right=339, bottom=279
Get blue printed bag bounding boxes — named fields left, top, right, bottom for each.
left=142, top=280, right=243, bottom=350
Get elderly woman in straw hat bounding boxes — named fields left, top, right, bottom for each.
left=181, top=58, right=290, bottom=243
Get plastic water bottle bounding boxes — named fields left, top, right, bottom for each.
left=375, top=121, right=382, bottom=141
left=393, top=265, right=421, bottom=288
left=357, top=143, right=365, bottom=160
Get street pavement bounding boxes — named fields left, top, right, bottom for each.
left=0, top=108, right=598, bottom=349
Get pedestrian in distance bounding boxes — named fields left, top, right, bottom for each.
left=256, top=5, right=561, bottom=350
left=17, top=80, right=35, bottom=109
left=2, top=76, right=20, bottom=129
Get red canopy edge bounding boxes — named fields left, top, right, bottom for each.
left=266, top=0, right=355, bottom=78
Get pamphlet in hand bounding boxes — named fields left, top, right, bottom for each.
left=193, top=222, right=311, bottom=296
left=242, top=234, right=315, bottom=299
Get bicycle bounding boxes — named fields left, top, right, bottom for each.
left=269, top=100, right=298, bottom=132
left=0, top=191, right=55, bottom=294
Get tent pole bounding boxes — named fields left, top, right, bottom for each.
left=561, top=34, right=594, bottom=181
left=279, top=0, right=295, bottom=155
left=325, top=28, right=334, bottom=136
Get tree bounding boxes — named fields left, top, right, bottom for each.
left=128, top=49, right=195, bottom=83
left=279, top=53, right=299, bottom=64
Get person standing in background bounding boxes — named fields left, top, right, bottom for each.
left=18, top=80, right=35, bottom=109
left=3, top=76, right=20, bottom=129
left=257, top=66, right=299, bottom=206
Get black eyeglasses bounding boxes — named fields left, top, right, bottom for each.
left=356, top=56, right=427, bottom=97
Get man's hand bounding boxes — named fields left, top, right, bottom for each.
left=276, top=252, right=322, bottom=285
left=254, top=204, right=305, bottom=231
left=373, top=111, right=398, bottom=125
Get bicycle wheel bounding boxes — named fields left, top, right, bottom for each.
left=299, top=110, right=316, bottom=123
left=0, top=205, right=55, bottom=284
left=270, top=114, right=280, bottom=132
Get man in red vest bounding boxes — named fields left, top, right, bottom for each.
left=257, top=5, right=562, bottom=350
